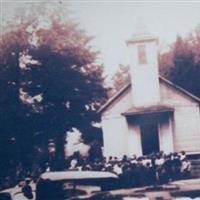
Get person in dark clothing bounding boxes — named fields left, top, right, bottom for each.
left=22, top=178, right=33, bottom=199
left=161, top=155, right=173, bottom=183
left=129, top=163, right=139, bottom=187
left=172, top=153, right=182, bottom=180
left=145, top=162, right=157, bottom=185
left=121, top=162, right=132, bottom=188
left=137, top=162, right=146, bottom=187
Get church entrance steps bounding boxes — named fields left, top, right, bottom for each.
left=190, top=160, right=200, bottom=178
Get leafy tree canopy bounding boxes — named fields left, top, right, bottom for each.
left=0, top=1, right=107, bottom=171
left=159, top=25, right=200, bottom=97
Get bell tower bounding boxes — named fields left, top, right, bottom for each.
left=126, top=26, right=160, bottom=107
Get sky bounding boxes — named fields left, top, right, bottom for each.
left=2, top=0, right=200, bottom=77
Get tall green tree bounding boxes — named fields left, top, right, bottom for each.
left=0, top=20, right=34, bottom=174
left=0, top=2, right=107, bottom=173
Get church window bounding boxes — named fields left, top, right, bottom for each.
left=138, top=44, right=147, bottom=65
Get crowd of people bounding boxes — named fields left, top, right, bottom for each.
left=0, top=150, right=192, bottom=191
left=66, top=151, right=192, bottom=188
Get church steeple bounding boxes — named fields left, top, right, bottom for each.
left=126, top=25, right=160, bottom=107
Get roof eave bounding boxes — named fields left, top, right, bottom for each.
left=159, top=76, right=200, bottom=103
left=122, top=109, right=174, bottom=117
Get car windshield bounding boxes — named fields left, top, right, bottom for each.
left=36, top=177, right=117, bottom=200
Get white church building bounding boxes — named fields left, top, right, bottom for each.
left=99, top=30, right=200, bottom=158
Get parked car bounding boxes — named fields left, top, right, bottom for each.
left=35, top=171, right=119, bottom=200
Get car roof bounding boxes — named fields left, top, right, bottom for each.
left=40, top=171, right=118, bottom=181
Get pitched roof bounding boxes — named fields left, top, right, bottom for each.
left=98, top=76, right=200, bottom=114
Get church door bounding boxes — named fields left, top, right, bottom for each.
left=140, top=122, right=160, bottom=155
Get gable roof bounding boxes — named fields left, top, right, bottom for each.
left=98, top=76, right=200, bottom=114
